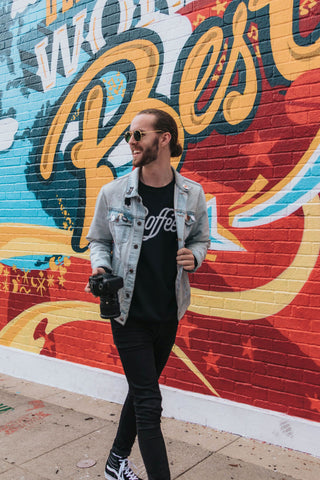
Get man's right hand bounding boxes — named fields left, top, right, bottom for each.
left=84, top=267, right=107, bottom=293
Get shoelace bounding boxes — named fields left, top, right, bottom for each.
left=118, top=458, right=139, bottom=480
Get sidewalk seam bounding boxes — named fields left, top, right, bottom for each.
left=17, top=423, right=109, bottom=466
left=214, top=435, right=241, bottom=454
left=173, top=452, right=214, bottom=479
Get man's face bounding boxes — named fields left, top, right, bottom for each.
left=128, top=114, right=160, bottom=168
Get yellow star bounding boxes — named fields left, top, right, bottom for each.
left=193, top=14, right=206, bottom=27
left=212, top=0, right=227, bottom=16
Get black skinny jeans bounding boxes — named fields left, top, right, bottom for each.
left=110, top=317, right=178, bottom=480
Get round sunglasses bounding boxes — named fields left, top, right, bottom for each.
left=124, top=130, right=164, bottom=143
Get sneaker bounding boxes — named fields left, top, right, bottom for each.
left=105, top=452, right=143, bottom=480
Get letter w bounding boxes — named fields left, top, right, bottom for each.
left=35, top=9, right=86, bottom=92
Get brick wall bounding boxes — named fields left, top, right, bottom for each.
left=0, top=0, right=319, bottom=424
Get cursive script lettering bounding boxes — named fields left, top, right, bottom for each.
left=143, top=208, right=177, bottom=241
left=179, top=2, right=258, bottom=134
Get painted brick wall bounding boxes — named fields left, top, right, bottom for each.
left=0, top=0, right=320, bottom=425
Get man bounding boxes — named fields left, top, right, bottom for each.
left=86, top=108, right=209, bottom=480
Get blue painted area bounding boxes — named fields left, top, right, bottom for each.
left=0, top=2, right=128, bottom=269
left=208, top=203, right=245, bottom=251
left=2, top=255, right=53, bottom=271
left=0, top=2, right=90, bottom=227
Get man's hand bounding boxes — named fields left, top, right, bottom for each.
left=177, top=248, right=195, bottom=271
left=84, top=267, right=106, bottom=293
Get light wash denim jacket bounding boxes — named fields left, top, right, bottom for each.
left=86, top=167, right=210, bottom=325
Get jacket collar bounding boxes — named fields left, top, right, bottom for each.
left=125, top=168, right=140, bottom=199
left=173, top=168, right=191, bottom=193
left=125, top=167, right=190, bottom=198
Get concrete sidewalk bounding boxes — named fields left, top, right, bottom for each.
left=0, top=373, right=319, bottom=480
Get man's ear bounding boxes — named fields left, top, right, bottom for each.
left=160, top=131, right=171, bottom=147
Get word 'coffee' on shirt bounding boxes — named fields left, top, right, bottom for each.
left=143, top=207, right=177, bottom=241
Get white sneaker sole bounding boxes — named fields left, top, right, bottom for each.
left=104, top=471, right=117, bottom=480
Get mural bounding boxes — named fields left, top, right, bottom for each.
left=0, top=0, right=320, bottom=422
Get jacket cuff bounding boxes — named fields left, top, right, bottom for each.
left=98, top=266, right=112, bottom=274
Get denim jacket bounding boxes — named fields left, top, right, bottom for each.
left=86, top=167, right=209, bottom=325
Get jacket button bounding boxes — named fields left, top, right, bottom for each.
left=129, top=269, right=134, bottom=273
left=137, top=221, right=142, bottom=226
left=126, top=293, right=130, bottom=298
left=134, top=244, right=138, bottom=249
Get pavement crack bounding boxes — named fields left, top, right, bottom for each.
left=173, top=452, right=214, bottom=479
left=214, top=435, right=241, bottom=454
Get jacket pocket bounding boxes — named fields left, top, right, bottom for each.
left=108, top=211, right=133, bottom=244
left=184, top=212, right=196, bottom=240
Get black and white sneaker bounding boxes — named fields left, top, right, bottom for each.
left=105, top=452, right=143, bottom=480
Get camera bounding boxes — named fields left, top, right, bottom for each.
left=89, top=273, right=123, bottom=319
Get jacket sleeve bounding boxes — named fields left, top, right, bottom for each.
left=86, top=188, right=113, bottom=271
left=185, top=186, right=210, bottom=272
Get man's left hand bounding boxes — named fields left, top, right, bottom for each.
left=177, top=248, right=195, bottom=271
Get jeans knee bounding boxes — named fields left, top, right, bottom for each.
left=134, top=392, right=163, bottom=430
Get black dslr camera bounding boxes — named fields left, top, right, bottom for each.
left=89, top=273, right=123, bottom=319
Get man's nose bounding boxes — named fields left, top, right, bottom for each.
left=128, top=134, right=135, bottom=145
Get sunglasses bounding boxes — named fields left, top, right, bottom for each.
left=124, top=130, right=164, bottom=143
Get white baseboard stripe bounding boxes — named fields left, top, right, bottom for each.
left=1, top=345, right=319, bottom=458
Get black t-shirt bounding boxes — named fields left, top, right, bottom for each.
left=128, top=179, right=178, bottom=322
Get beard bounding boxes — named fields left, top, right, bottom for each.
left=132, top=138, right=159, bottom=167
